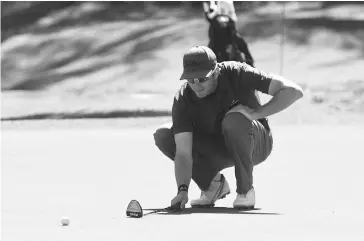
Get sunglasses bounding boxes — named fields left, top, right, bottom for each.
left=186, top=76, right=211, bottom=84
left=186, top=68, right=217, bottom=84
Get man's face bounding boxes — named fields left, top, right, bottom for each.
left=186, top=68, right=219, bottom=98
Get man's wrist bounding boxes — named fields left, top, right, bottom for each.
left=178, top=184, right=189, bottom=194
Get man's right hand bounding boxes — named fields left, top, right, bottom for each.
left=171, top=191, right=189, bottom=210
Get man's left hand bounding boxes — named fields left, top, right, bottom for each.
left=226, top=104, right=257, bottom=120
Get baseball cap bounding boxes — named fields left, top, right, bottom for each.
left=179, top=46, right=217, bottom=80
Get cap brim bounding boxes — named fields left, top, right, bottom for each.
left=179, top=68, right=214, bottom=80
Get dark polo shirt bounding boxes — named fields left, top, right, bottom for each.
left=172, top=61, right=272, bottom=136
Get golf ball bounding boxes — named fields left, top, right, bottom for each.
left=61, top=217, right=69, bottom=226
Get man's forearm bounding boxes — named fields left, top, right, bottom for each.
left=174, top=154, right=193, bottom=188
left=253, top=87, right=303, bottom=120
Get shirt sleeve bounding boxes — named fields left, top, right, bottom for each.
left=172, top=92, right=194, bottom=135
left=226, top=62, right=272, bottom=94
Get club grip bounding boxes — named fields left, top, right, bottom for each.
left=168, top=202, right=182, bottom=211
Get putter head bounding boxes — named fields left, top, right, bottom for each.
left=126, top=200, right=143, bottom=218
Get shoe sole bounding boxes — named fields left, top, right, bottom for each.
left=190, top=192, right=230, bottom=208
left=233, top=205, right=255, bottom=210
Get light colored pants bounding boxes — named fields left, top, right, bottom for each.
left=153, top=112, right=273, bottom=194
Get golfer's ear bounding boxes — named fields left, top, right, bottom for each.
left=215, top=67, right=220, bottom=76
left=174, top=132, right=193, bottom=157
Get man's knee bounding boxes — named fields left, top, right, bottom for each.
left=221, top=112, right=252, bottom=134
left=153, top=126, right=175, bottom=160
left=153, top=127, right=172, bottom=147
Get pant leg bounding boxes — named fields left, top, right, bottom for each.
left=153, top=125, right=235, bottom=191
left=222, top=112, right=273, bottom=194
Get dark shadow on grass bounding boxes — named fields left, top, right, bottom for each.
left=9, top=61, right=113, bottom=90
left=1, top=21, right=179, bottom=91
left=240, top=16, right=364, bottom=58
left=288, top=1, right=364, bottom=12
left=0, top=110, right=172, bottom=121
left=320, top=1, right=364, bottom=8
left=1, top=2, right=201, bottom=42
left=241, top=16, right=364, bottom=42
left=143, top=207, right=282, bottom=216
left=289, top=17, right=364, bottom=33
left=91, top=24, right=171, bottom=57
left=1, top=2, right=77, bottom=41
left=1, top=2, right=200, bottom=91
left=124, top=32, right=184, bottom=64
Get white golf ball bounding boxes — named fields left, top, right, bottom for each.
left=61, top=217, right=70, bottom=226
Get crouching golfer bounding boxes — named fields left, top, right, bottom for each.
left=154, top=46, right=303, bottom=209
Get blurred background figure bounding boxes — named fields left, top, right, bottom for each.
left=203, top=1, right=238, bottom=23
left=203, top=1, right=254, bottom=66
